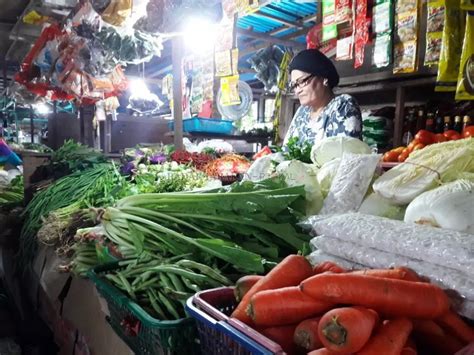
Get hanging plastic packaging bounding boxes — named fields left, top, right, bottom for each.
left=100, top=0, right=132, bottom=26
left=461, top=0, right=474, bottom=10
left=373, top=33, right=392, bottom=67
left=436, top=0, right=466, bottom=92
left=455, top=11, right=474, bottom=100
left=372, top=0, right=393, bottom=35
left=354, top=0, right=368, bottom=68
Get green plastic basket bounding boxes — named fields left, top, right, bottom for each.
left=88, top=263, right=200, bottom=355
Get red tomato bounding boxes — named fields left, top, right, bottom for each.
left=434, top=134, right=448, bottom=143
left=463, top=126, right=474, bottom=138
left=414, top=130, right=434, bottom=145
left=392, top=147, right=405, bottom=154
left=413, top=143, right=425, bottom=151
left=398, top=151, right=409, bottom=162
left=443, top=130, right=461, bottom=140
left=383, top=151, right=401, bottom=162
left=252, top=146, right=272, bottom=160
left=407, top=139, right=420, bottom=153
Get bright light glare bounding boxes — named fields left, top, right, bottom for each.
left=34, top=103, right=51, bottom=115
left=129, top=79, right=150, bottom=94
left=183, top=19, right=217, bottom=53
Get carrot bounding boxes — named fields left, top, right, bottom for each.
left=412, top=320, right=445, bottom=337
left=300, top=273, right=450, bottom=319
left=248, top=286, right=333, bottom=326
left=260, top=324, right=298, bottom=355
left=351, top=267, right=422, bottom=282
left=308, top=348, right=339, bottom=355
left=313, top=261, right=346, bottom=274
left=231, top=254, right=313, bottom=324
left=357, top=318, right=413, bottom=355
left=437, top=310, right=474, bottom=344
left=401, top=337, right=417, bottom=355
left=317, top=307, right=378, bottom=353
left=234, top=275, right=263, bottom=302
left=293, top=317, right=323, bottom=351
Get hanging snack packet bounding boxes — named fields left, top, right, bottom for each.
left=394, top=40, right=417, bottom=73
left=461, top=0, right=474, bottom=10
left=373, top=33, right=392, bottom=67
left=372, top=0, right=393, bottom=35
left=215, top=50, right=233, bottom=77
left=335, top=0, right=353, bottom=24
left=455, top=12, right=474, bottom=100
left=396, top=0, right=417, bottom=13
left=354, top=0, right=368, bottom=68
left=436, top=0, right=466, bottom=91
left=395, top=10, right=418, bottom=43
left=425, top=0, right=445, bottom=66
left=220, top=75, right=241, bottom=106
left=336, top=35, right=354, bottom=60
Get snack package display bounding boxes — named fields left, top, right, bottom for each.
left=393, top=0, right=419, bottom=74
left=461, top=0, right=474, bottom=10
left=354, top=0, right=369, bottom=68
left=436, top=0, right=466, bottom=92
left=393, top=40, right=417, bottom=73
left=373, top=33, right=392, bottom=67
left=335, top=0, right=353, bottom=24
left=425, top=0, right=445, bottom=66
left=372, top=0, right=393, bottom=35
left=219, top=75, right=241, bottom=107
left=322, top=0, right=338, bottom=41
left=455, top=11, right=474, bottom=100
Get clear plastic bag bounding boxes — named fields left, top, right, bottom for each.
left=320, top=153, right=380, bottom=214
left=311, top=234, right=474, bottom=301
left=307, top=212, right=474, bottom=277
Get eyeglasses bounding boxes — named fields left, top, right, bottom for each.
left=288, top=74, right=315, bottom=92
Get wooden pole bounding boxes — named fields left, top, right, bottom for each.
left=172, top=36, right=184, bottom=150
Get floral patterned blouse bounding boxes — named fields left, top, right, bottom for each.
left=283, top=94, right=363, bottom=146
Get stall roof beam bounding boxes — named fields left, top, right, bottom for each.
left=236, top=28, right=306, bottom=49
left=253, top=12, right=305, bottom=29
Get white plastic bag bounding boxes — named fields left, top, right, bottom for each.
left=404, top=179, right=474, bottom=234
left=244, top=153, right=284, bottom=181
left=320, top=153, right=381, bottom=215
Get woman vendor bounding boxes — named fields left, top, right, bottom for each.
left=283, top=49, right=363, bottom=146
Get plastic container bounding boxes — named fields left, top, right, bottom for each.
left=187, top=287, right=284, bottom=354
left=168, top=118, right=234, bottom=135
left=88, top=263, right=199, bottom=355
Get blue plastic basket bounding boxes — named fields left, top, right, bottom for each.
left=185, top=297, right=273, bottom=355
left=168, top=118, right=234, bottom=135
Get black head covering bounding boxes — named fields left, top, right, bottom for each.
left=289, top=49, right=339, bottom=88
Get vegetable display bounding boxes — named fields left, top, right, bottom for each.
left=227, top=255, right=474, bottom=354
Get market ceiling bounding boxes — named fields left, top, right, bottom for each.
left=0, top=0, right=317, bottom=90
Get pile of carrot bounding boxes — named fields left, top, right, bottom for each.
left=230, top=255, right=474, bottom=355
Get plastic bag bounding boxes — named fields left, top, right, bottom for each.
left=354, top=0, right=369, bottom=68
left=455, top=12, right=474, bottom=100
left=244, top=153, right=285, bottom=181
left=306, top=212, right=474, bottom=277
left=372, top=0, right=393, bottom=34
left=393, top=40, right=417, bottom=73
left=311, top=234, right=474, bottom=301
left=373, top=33, right=392, bottom=68
left=320, top=153, right=380, bottom=214
left=101, top=0, right=132, bottom=26
left=436, top=0, right=466, bottom=92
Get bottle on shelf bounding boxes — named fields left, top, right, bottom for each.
left=462, top=115, right=472, bottom=132
left=453, top=116, right=463, bottom=134
left=443, top=116, right=452, bottom=132
left=425, top=112, right=435, bottom=132
left=415, top=109, right=425, bottom=132
left=408, top=109, right=417, bottom=136
left=434, top=112, right=444, bottom=133
left=402, top=114, right=413, bottom=146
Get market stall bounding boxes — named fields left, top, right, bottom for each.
left=0, top=0, right=473, bottom=354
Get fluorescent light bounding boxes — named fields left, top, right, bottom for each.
left=129, top=79, right=150, bottom=94
left=34, top=103, right=51, bottom=115
left=183, top=18, right=217, bottom=53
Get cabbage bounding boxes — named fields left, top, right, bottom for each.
left=311, top=137, right=371, bottom=166
left=244, top=153, right=285, bottom=181
left=404, top=179, right=474, bottom=234
left=359, top=193, right=406, bottom=220
left=316, top=158, right=340, bottom=198
left=276, top=160, right=323, bottom=215
left=373, top=138, right=474, bottom=204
